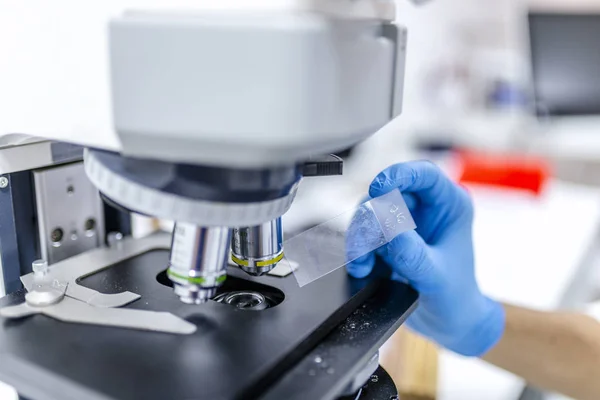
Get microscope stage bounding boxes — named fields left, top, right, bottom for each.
left=0, top=245, right=417, bottom=400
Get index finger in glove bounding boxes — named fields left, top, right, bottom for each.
left=369, top=161, right=467, bottom=208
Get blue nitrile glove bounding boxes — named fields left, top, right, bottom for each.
left=347, top=161, right=505, bottom=357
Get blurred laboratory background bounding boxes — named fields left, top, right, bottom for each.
left=15, top=1, right=599, bottom=399
left=280, top=0, right=600, bottom=399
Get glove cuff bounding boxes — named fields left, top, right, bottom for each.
left=451, top=298, right=506, bottom=357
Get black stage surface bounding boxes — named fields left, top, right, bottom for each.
left=0, top=250, right=417, bottom=400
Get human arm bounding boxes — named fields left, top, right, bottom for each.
left=484, top=304, right=600, bottom=400
left=347, top=161, right=600, bottom=399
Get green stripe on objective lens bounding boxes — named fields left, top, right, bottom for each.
left=167, top=268, right=227, bottom=285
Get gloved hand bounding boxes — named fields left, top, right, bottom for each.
left=347, top=161, right=505, bottom=357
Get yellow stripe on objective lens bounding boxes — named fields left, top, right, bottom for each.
left=256, top=252, right=284, bottom=267
left=231, top=252, right=284, bottom=267
left=231, top=254, right=248, bottom=267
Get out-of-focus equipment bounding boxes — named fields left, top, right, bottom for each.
left=457, top=151, right=551, bottom=196
left=525, top=11, right=600, bottom=162
left=0, top=1, right=423, bottom=399
left=530, top=12, right=600, bottom=116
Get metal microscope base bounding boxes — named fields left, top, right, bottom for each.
left=0, top=240, right=418, bottom=400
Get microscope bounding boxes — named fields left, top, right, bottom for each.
left=0, top=1, right=420, bottom=399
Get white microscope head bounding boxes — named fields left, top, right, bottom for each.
left=0, top=0, right=405, bottom=169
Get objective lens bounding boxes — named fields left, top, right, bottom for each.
left=168, top=223, right=231, bottom=304
left=231, top=218, right=283, bottom=276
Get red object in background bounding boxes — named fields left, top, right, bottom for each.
left=457, top=151, right=551, bottom=196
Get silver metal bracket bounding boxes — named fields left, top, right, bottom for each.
left=33, top=162, right=105, bottom=265
left=20, top=233, right=170, bottom=307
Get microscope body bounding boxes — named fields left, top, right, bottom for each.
left=0, top=2, right=417, bottom=399
left=80, top=2, right=408, bottom=302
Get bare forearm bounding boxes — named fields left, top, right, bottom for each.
left=483, top=304, right=600, bottom=400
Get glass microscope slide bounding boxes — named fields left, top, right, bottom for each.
left=282, top=189, right=416, bottom=287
